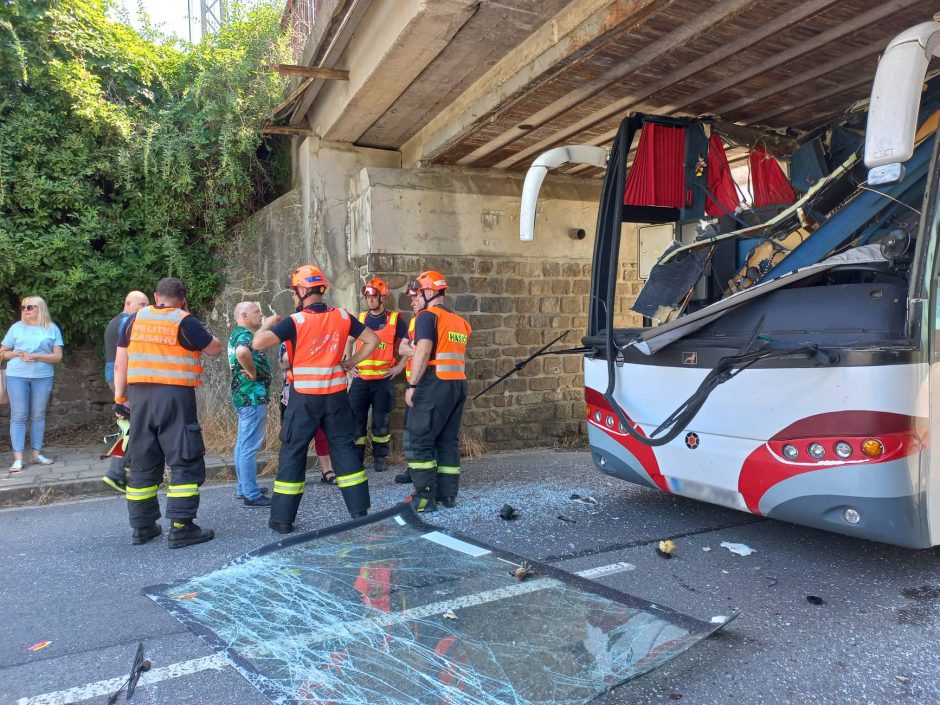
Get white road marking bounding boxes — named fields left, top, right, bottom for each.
left=15, top=653, right=228, bottom=705
left=14, top=560, right=635, bottom=704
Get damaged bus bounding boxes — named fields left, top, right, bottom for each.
left=520, top=22, right=940, bottom=548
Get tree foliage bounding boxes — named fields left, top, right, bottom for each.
left=0, top=0, right=290, bottom=342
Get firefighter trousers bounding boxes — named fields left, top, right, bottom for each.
left=125, top=384, right=206, bottom=529
left=348, top=376, right=395, bottom=467
left=405, top=375, right=467, bottom=510
left=271, top=387, right=369, bottom=523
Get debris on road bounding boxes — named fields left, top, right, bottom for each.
left=702, top=546, right=711, bottom=552
left=720, top=541, right=756, bottom=556
left=498, top=504, right=519, bottom=520
left=557, top=514, right=577, bottom=523
left=27, top=640, right=51, bottom=652
left=513, top=561, right=536, bottom=581
left=443, top=610, right=458, bottom=620
left=570, top=493, right=599, bottom=505
left=657, top=539, right=677, bottom=558
left=806, top=595, right=825, bottom=605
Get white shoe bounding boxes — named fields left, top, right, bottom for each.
left=31, top=454, right=54, bottom=466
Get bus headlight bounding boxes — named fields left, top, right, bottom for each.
left=808, top=443, right=826, bottom=459
left=782, top=444, right=799, bottom=460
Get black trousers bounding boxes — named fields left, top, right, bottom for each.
left=348, top=376, right=395, bottom=466
left=271, top=386, right=369, bottom=523
left=125, top=384, right=206, bottom=529
left=405, top=375, right=467, bottom=508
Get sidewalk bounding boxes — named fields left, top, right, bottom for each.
left=0, top=445, right=288, bottom=507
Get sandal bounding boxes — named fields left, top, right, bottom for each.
left=9, top=459, right=23, bottom=474
left=31, top=454, right=54, bottom=466
left=320, top=469, right=337, bottom=485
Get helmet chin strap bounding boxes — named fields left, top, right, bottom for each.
left=418, top=290, right=443, bottom=311
left=294, top=287, right=318, bottom=312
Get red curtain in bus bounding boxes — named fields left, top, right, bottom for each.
left=624, top=123, right=686, bottom=209
left=704, top=134, right=740, bottom=216
left=750, top=146, right=795, bottom=207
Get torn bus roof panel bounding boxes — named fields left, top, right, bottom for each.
left=145, top=507, right=732, bottom=705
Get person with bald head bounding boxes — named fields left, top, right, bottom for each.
left=104, top=291, right=149, bottom=392
left=228, top=300, right=275, bottom=507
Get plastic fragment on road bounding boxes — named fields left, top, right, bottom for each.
left=442, top=610, right=458, bottom=620
left=498, top=504, right=519, bottom=520
left=145, top=506, right=735, bottom=705
left=805, top=595, right=825, bottom=605
left=720, top=541, right=756, bottom=556
left=27, top=640, right=51, bottom=652
left=657, top=539, right=677, bottom=558
left=570, top=494, right=599, bottom=505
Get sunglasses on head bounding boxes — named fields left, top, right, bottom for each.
left=20, top=304, right=36, bottom=312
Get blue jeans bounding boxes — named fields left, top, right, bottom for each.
left=7, top=375, right=55, bottom=454
left=234, top=403, right=268, bottom=500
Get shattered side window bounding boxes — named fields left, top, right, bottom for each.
left=147, top=509, right=731, bottom=704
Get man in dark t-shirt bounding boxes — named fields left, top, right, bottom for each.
left=103, top=291, right=149, bottom=392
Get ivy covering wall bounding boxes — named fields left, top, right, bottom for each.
left=0, top=0, right=290, bottom=342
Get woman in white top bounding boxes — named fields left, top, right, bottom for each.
left=0, top=297, right=64, bottom=473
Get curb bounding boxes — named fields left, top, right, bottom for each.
left=0, top=457, right=242, bottom=508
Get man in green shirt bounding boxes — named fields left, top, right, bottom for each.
left=229, top=301, right=276, bottom=507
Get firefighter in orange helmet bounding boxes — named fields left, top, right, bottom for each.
left=113, top=277, right=224, bottom=548
left=348, top=277, right=408, bottom=474
left=403, top=271, right=471, bottom=511
left=253, top=265, right=380, bottom=532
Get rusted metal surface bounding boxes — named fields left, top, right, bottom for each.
left=283, top=0, right=938, bottom=172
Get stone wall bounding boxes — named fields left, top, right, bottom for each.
left=0, top=344, right=112, bottom=451
left=364, top=252, right=592, bottom=449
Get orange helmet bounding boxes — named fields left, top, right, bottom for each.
left=362, top=277, right=389, bottom=297
left=411, top=270, right=448, bottom=292
left=290, top=265, right=329, bottom=292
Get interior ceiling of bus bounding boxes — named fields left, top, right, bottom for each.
left=352, top=0, right=936, bottom=175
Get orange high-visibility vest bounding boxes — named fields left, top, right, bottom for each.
left=423, top=308, right=471, bottom=380
left=405, top=317, right=416, bottom=381
left=355, top=311, right=399, bottom=378
left=127, top=306, right=203, bottom=387
left=286, top=307, right=351, bottom=394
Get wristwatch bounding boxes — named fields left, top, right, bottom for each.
left=407, top=383, right=418, bottom=389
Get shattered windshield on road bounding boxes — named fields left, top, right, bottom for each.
left=146, top=508, right=731, bottom=704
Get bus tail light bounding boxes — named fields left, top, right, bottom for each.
left=861, top=439, right=885, bottom=458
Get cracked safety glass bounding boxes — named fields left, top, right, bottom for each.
left=146, top=508, right=732, bottom=704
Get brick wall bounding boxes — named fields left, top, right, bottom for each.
left=361, top=253, right=595, bottom=450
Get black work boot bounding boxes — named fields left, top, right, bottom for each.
left=439, top=496, right=457, bottom=509
left=373, top=457, right=386, bottom=473
left=167, top=521, right=214, bottom=549
left=408, top=494, right=437, bottom=513
left=394, top=470, right=411, bottom=484
left=268, top=519, right=294, bottom=535
left=350, top=510, right=368, bottom=519
left=131, top=523, right=162, bottom=545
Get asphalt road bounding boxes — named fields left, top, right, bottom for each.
left=2, top=448, right=939, bottom=705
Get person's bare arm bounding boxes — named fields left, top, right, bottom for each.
left=253, top=314, right=283, bottom=351
left=235, top=346, right=256, bottom=380
left=114, top=347, right=129, bottom=401
left=202, top=337, right=223, bottom=357
left=341, top=328, right=379, bottom=370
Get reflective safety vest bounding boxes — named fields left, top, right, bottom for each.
left=404, top=316, right=416, bottom=381
left=355, top=310, right=399, bottom=378
left=127, top=306, right=203, bottom=387
left=286, top=307, right=351, bottom=394
left=423, top=308, right=471, bottom=380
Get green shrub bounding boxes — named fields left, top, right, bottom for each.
left=0, top=0, right=290, bottom=342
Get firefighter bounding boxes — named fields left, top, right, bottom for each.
left=348, top=277, right=408, bottom=474
left=393, top=288, right=419, bottom=485
left=113, top=277, right=223, bottom=548
left=403, top=271, right=471, bottom=512
left=252, top=265, right=380, bottom=533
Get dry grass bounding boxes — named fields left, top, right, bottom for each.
left=460, top=432, right=488, bottom=460
left=553, top=433, right=587, bottom=450
left=35, top=485, right=63, bottom=505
